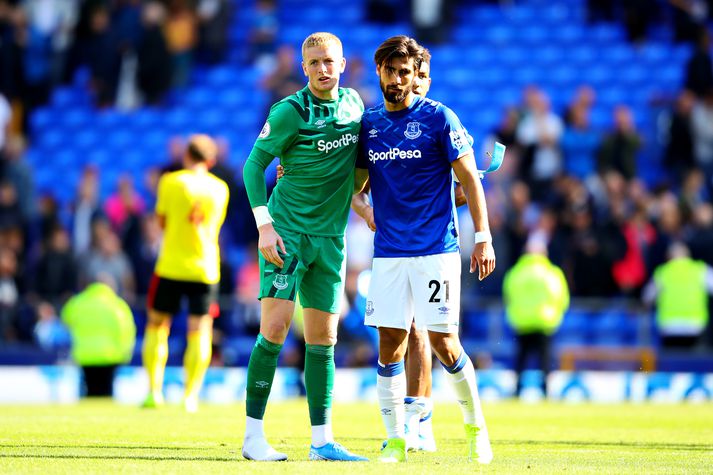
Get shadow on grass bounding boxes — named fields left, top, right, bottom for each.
left=0, top=453, right=241, bottom=462
left=494, top=440, right=713, bottom=452
left=0, top=444, right=217, bottom=451
left=1, top=439, right=711, bottom=456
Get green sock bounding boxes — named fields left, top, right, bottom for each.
left=304, top=344, right=335, bottom=426
left=245, top=334, right=283, bottom=419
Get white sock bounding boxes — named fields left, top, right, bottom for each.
left=418, top=397, right=434, bottom=438
left=377, top=361, right=406, bottom=439
left=404, top=396, right=428, bottom=437
left=404, top=396, right=431, bottom=416
left=245, top=416, right=265, bottom=439
left=441, top=350, right=484, bottom=427
left=311, top=424, right=334, bottom=447
left=404, top=396, right=423, bottom=437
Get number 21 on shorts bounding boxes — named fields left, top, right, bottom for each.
left=428, top=279, right=450, bottom=303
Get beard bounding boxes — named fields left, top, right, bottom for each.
left=380, top=81, right=409, bottom=104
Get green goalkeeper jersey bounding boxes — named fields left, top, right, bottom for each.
left=247, top=86, right=363, bottom=236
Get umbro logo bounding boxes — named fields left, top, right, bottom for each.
left=381, top=408, right=391, bottom=415
left=255, top=381, right=269, bottom=388
left=315, top=119, right=327, bottom=128
left=369, top=128, right=378, bottom=137
left=438, top=306, right=450, bottom=315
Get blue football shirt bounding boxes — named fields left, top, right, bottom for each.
left=357, top=96, right=473, bottom=258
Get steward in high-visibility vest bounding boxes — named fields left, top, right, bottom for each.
left=503, top=235, right=569, bottom=397
left=61, top=280, right=136, bottom=396
left=643, top=242, right=713, bottom=348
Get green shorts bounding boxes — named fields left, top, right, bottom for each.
left=258, top=228, right=346, bottom=314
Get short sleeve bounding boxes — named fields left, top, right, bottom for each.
left=253, top=101, right=299, bottom=157
left=155, top=174, right=170, bottom=216
left=438, top=105, right=473, bottom=163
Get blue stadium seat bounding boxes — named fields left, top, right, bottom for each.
left=63, top=109, right=93, bottom=130
left=586, top=65, right=615, bottom=87
left=205, top=66, right=241, bottom=87
left=468, top=47, right=498, bottom=65
left=85, top=149, right=112, bottom=168
left=93, top=110, right=124, bottom=131
left=591, top=311, right=629, bottom=345
left=73, top=130, right=101, bottom=151
left=658, top=66, right=683, bottom=88
left=604, top=44, right=634, bottom=66
left=129, top=109, right=160, bottom=130
left=498, top=47, right=528, bottom=67
left=588, top=24, right=624, bottom=44
left=53, top=149, right=82, bottom=169
left=471, top=5, right=502, bottom=23
left=513, top=67, right=543, bottom=85
left=451, top=24, right=484, bottom=46
left=484, top=25, right=515, bottom=45
left=598, top=88, right=629, bottom=107
left=140, top=130, right=169, bottom=158
left=37, top=129, right=66, bottom=151
left=472, top=109, right=500, bottom=131
left=51, top=87, right=89, bottom=109
left=540, top=4, right=571, bottom=24
left=182, top=87, right=214, bottom=108
left=491, top=88, right=521, bottom=106
left=568, top=45, right=598, bottom=67
left=506, top=6, right=536, bottom=25
left=519, top=25, right=549, bottom=45
left=551, top=24, right=585, bottom=43
left=548, top=65, right=579, bottom=87
left=618, top=65, right=649, bottom=86
left=549, top=87, right=575, bottom=108
left=638, top=43, right=671, bottom=65
left=589, top=107, right=611, bottom=129
left=30, top=108, right=54, bottom=135
left=106, top=130, right=133, bottom=151
left=531, top=46, right=565, bottom=66
left=163, top=109, right=192, bottom=133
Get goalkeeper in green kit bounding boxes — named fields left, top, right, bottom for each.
left=240, top=32, right=367, bottom=462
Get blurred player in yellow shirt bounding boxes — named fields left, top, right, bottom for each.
left=142, top=134, right=229, bottom=412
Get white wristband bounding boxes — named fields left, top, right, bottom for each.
left=475, top=231, right=492, bottom=244
left=252, top=206, right=274, bottom=228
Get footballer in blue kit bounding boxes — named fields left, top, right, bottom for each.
left=358, top=93, right=468, bottom=258
left=352, top=36, right=495, bottom=464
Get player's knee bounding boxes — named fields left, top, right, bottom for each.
left=429, top=334, right=461, bottom=366
left=305, top=329, right=337, bottom=346
left=379, top=329, right=408, bottom=359
left=261, top=320, right=290, bottom=343
left=322, top=328, right=338, bottom=346
left=147, top=310, right=171, bottom=329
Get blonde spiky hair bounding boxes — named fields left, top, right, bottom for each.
left=301, top=32, right=343, bottom=58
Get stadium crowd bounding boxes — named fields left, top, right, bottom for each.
left=0, top=0, right=712, bottom=357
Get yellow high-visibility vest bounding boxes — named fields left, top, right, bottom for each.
left=654, top=258, right=708, bottom=331
left=503, top=254, right=569, bottom=335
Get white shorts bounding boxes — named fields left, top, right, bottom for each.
left=364, top=252, right=461, bottom=333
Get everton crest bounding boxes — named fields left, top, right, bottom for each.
left=273, top=274, right=288, bottom=290
left=404, top=122, right=422, bottom=140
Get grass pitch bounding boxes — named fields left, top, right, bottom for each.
left=0, top=399, right=711, bottom=474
